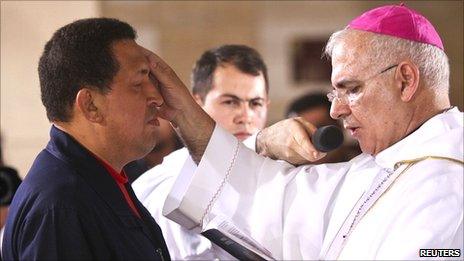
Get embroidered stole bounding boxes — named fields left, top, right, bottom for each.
left=323, top=156, right=464, bottom=260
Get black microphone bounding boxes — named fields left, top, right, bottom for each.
left=312, top=125, right=344, bottom=152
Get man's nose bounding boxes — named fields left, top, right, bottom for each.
left=146, top=77, right=164, bottom=107
left=234, top=103, right=253, bottom=124
left=330, top=99, right=351, bottom=120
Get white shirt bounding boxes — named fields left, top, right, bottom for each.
left=166, top=108, right=463, bottom=260
left=133, top=137, right=257, bottom=260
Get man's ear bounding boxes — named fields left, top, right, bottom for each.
left=75, top=88, right=103, bottom=123
left=395, top=61, right=420, bottom=102
left=193, top=94, right=204, bottom=107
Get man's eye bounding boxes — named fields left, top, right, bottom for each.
left=250, top=101, right=263, bottom=107
left=348, top=86, right=361, bottom=94
left=222, top=100, right=238, bottom=106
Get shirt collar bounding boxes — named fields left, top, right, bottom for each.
left=92, top=154, right=129, bottom=185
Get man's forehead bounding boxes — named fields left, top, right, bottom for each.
left=332, top=36, right=369, bottom=66
left=207, top=84, right=267, bottom=101
left=208, top=85, right=267, bottom=99
left=331, top=41, right=373, bottom=84
left=112, top=40, right=148, bottom=69
left=210, top=65, right=266, bottom=96
left=213, top=63, right=264, bottom=79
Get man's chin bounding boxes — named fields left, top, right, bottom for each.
left=138, top=139, right=158, bottom=157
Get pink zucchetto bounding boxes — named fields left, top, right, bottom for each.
left=347, top=3, right=444, bottom=50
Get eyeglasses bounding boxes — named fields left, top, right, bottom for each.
left=327, top=64, right=398, bottom=105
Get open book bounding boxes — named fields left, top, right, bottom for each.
left=201, top=215, right=275, bottom=260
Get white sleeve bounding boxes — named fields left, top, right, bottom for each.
left=165, top=125, right=301, bottom=258
left=132, top=148, right=188, bottom=203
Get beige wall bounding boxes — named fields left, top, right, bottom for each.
left=101, top=1, right=463, bottom=123
left=1, top=1, right=100, bottom=177
left=257, top=1, right=363, bottom=122
left=101, top=1, right=260, bottom=89
left=1, top=1, right=462, bottom=177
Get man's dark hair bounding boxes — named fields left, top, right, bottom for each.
left=286, top=92, right=331, bottom=118
left=191, top=45, right=269, bottom=101
left=38, top=18, right=136, bottom=122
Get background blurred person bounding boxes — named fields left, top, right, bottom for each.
left=0, top=135, right=21, bottom=257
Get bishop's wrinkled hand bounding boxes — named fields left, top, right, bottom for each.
left=142, top=47, right=215, bottom=163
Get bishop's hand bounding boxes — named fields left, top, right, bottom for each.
left=257, top=117, right=327, bottom=165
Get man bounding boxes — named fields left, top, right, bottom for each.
left=145, top=4, right=462, bottom=260
left=133, top=45, right=269, bottom=260
left=286, top=92, right=361, bottom=163
left=2, top=18, right=170, bottom=260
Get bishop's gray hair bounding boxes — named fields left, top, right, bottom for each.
left=324, top=29, right=450, bottom=93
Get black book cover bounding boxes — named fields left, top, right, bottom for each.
left=202, top=229, right=267, bottom=261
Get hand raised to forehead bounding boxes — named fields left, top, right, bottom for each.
left=141, top=47, right=215, bottom=163
left=141, top=47, right=193, bottom=124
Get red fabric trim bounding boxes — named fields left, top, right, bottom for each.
left=92, top=154, right=141, bottom=219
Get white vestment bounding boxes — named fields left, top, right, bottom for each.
left=133, top=148, right=234, bottom=260
left=166, top=108, right=463, bottom=260
left=133, top=138, right=256, bottom=260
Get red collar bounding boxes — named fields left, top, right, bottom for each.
left=91, top=154, right=128, bottom=185
left=87, top=150, right=141, bottom=219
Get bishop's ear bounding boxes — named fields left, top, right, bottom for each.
left=395, top=61, right=420, bottom=102
left=75, top=88, right=103, bottom=123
